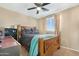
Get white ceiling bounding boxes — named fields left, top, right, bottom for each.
left=0, top=3, right=79, bottom=19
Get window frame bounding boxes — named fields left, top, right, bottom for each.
left=45, top=16, right=58, bottom=34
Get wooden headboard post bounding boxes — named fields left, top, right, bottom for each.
left=17, top=25, right=21, bottom=41
left=39, top=38, right=45, bottom=56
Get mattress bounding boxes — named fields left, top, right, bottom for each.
left=38, top=34, right=57, bottom=40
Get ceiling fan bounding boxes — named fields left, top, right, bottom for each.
left=27, top=3, right=50, bottom=14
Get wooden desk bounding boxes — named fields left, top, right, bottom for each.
left=0, top=36, right=21, bottom=56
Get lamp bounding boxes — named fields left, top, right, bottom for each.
left=37, top=7, right=41, bottom=10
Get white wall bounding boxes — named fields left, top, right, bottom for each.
left=60, top=6, right=79, bottom=51
left=0, top=7, right=37, bottom=28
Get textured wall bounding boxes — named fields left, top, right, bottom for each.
left=38, top=18, right=46, bottom=34
left=60, top=6, right=79, bottom=51
left=0, top=7, right=37, bottom=28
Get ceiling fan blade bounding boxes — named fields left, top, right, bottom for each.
left=42, top=3, right=50, bottom=6
left=27, top=7, right=37, bottom=10
left=34, top=3, right=41, bottom=7
left=36, top=10, right=39, bottom=14
left=42, top=7, right=49, bottom=11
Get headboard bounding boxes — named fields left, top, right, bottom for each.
left=17, top=25, right=39, bottom=41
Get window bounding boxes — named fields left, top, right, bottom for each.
left=46, top=16, right=56, bottom=32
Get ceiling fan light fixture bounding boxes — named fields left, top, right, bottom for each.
left=27, top=3, right=50, bottom=14
left=37, top=7, right=41, bottom=10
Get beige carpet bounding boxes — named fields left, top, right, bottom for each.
left=20, top=46, right=79, bottom=56
left=53, top=47, right=79, bottom=56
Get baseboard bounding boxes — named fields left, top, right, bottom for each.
left=61, top=46, right=79, bottom=52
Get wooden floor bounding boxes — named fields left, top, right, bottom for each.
left=20, top=46, right=79, bottom=56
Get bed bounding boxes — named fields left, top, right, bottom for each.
left=17, top=25, right=60, bottom=56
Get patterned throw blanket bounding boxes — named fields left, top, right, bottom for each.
left=29, top=35, right=39, bottom=56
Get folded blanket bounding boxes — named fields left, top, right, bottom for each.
left=29, top=35, right=38, bottom=56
